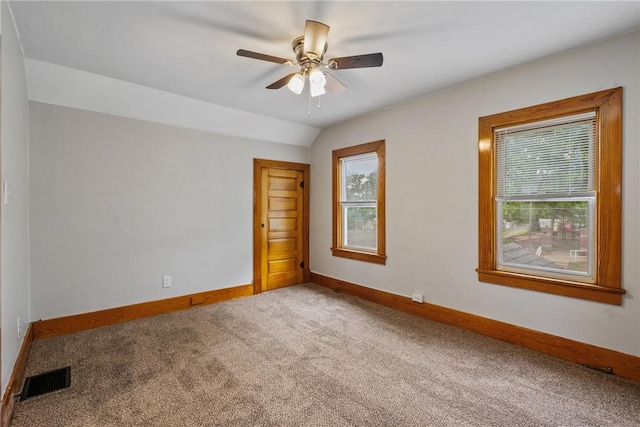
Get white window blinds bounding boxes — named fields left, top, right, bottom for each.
left=495, top=112, right=596, bottom=198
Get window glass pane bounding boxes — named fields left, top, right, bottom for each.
left=496, top=117, right=595, bottom=197
left=343, top=155, right=378, bottom=202
left=343, top=206, right=377, bottom=250
left=499, top=200, right=592, bottom=276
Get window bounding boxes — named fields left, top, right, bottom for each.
left=332, top=140, right=386, bottom=264
left=478, top=88, right=623, bottom=304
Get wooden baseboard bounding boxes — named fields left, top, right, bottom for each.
left=32, top=284, right=254, bottom=340
left=1, top=323, right=33, bottom=427
left=310, top=272, right=640, bottom=382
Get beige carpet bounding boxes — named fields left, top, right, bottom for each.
left=11, top=283, right=640, bottom=426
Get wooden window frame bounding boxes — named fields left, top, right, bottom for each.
left=332, top=140, right=386, bottom=265
left=477, top=88, right=624, bottom=305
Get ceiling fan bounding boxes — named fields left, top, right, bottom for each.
left=237, top=20, right=383, bottom=97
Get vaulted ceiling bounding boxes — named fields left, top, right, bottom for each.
left=8, top=1, right=640, bottom=146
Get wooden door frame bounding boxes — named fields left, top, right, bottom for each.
left=253, top=159, right=310, bottom=294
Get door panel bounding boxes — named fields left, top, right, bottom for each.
left=268, top=258, right=297, bottom=273
left=269, top=197, right=296, bottom=211
left=268, top=237, right=297, bottom=253
left=269, top=217, right=296, bottom=231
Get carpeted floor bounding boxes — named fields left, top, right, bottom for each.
left=11, top=283, right=640, bottom=426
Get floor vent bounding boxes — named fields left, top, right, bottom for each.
left=21, top=366, right=71, bottom=401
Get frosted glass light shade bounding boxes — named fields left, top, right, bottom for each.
left=309, top=69, right=326, bottom=97
left=287, top=74, right=305, bottom=94
left=310, top=82, right=326, bottom=97
left=309, top=69, right=326, bottom=86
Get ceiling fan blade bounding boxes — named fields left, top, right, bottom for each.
left=237, top=49, right=293, bottom=65
left=303, top=20, right=330, bottom=60
left=328, top=53, right=384, bottom=70
left=324, top=72, right=347, bottom=94
left=266, top=73, right=297, bottom=89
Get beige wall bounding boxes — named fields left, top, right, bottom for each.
left=29, top=103, right=309, bottom=320
left=1, top=2, right=31, bottom=393
left=310, top=31, right=640, bottom=356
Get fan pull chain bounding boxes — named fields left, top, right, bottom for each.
left=306, top=89, right=322, bottom=117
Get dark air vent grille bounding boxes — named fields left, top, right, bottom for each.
left=21, top=366, right=71, bottom=401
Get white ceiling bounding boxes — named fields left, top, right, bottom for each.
left=7, top=1, right=640, bottom=146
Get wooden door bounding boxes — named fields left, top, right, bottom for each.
left=254, top=159, right=309, bottom=293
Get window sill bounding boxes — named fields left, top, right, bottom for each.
left=476, top=269, right=624, bottom=305
left=332, top=248, right=387, bottom=265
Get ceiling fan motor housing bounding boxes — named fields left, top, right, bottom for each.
left=292, top=35, right=327, bottom=67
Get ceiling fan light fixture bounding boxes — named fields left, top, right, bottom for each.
left=238, top=19, right=383, bottom=104
left=287, top=73, right=305, bottom=95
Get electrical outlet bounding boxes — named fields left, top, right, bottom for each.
left=411, top=293, right=424, bottom=303
left=162, top=275, right=172, bottom=288
left=17, top=317, right=21, bottom=339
